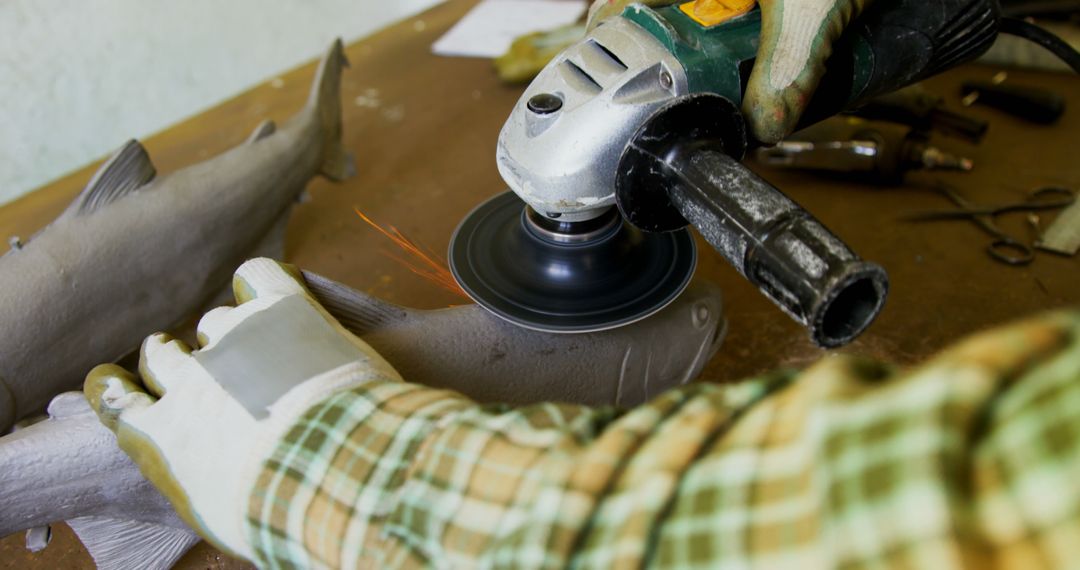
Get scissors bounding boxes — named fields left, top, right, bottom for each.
left=903, top=183, right=1076, bottom=266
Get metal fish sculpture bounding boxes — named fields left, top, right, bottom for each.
left=0, top=393, right=199, bottom=570
left=0, top=272, right=725, bottom=566
left=304, top=271, right=728, bottom=408
left=0, top=40, right=354, bottom=432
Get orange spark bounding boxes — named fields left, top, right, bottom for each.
left=354, top=208, right=468, bottom=299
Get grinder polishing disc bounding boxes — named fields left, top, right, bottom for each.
left=449, top=192, right=696, bottom=333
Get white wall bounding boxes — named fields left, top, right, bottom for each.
left=0, top=0, right=443, bottom=205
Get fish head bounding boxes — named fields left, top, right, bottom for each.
left=614, top=278, right=727, bottom=407
left=665, top=278, right=727, bottom=381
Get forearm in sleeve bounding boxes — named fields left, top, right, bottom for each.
left=244, top=370, right=787, bottom=568
left=245, top=310, right=1080, bottom=569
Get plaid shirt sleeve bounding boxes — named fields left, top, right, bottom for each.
left=246, top=310, right=1080, bottom=569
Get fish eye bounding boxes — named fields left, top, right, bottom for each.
left=692, top=303, right=710, bottom=329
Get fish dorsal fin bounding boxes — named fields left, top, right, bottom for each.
left=197, top=213, right=292, bottom=314
left=302, top=270, right=409, bottom=334
left=69, top=140, right=156, bottom=217
left=46, top=392, right=94, bottom=420
left=67, top=516, right=200, bottom=570
left=247, top=119, right=277, bottom=143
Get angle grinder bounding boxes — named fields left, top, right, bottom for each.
left=451, top=0, right=1005, bottom=347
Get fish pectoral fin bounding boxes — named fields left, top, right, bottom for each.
left=246, top=119, right=277, bottom=143
left=25, top=526, right=51, bottom=552
left=68, top=140, right=156, bottom=217
left=46, top=392, right=94, bottom=420
left=302, top=270, right=409, bottom=334
left=196, top=211, right=290, bottom=315
left=248, top=210, right=290, bottom=263
left=67, top=516, right=200, bottom=570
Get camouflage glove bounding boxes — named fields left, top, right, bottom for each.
left=743, top=0, right=873, bottom=143
left=83, top=258, right=402, bottom=561
left=587, top=0, right=874, bottom=143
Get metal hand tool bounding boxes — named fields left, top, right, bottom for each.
left=850, top=86, right=989, bottom=143
left=904, top=184, right=1075, bottom=265
left=754, top=119, right=974, bottom=184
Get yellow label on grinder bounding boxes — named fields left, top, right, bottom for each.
left=679, top=0, right=757, bottom=27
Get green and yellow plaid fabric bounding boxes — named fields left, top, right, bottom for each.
left=247, top=310, right=1080, bottom=569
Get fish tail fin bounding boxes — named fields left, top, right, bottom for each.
left=68, top=516, right=200, bottom=570
left=308, top=38, right=355, bottom=182
left=302, top=270, right=409, bottom=334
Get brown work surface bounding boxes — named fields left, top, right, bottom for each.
left=1, top=0, right=1077, bottom=567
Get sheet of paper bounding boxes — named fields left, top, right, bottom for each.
left=432, top=0, right=586, bottom=58
left=1038, top=199, right=1080, bottom=256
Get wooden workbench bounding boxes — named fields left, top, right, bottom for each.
left=1, top=0, right=1077, bottom=567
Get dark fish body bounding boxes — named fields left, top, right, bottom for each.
left=0, top=41, right=353, bottom=431
left=306, top=272, right=727, bottom=408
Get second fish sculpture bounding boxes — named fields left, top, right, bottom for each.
left=0, top=40, right=354, bottom=432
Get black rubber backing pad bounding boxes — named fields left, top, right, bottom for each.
left=450, top=192, right=697, bottom=333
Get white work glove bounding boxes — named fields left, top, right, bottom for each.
left=587, top=0, right=874, bottom=143
left=84, top=258, right=402, bottom=561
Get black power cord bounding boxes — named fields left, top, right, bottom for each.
left=999, top=16, right=1080, bottom=72
left=1001, top=0, right=1080, bottom=19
